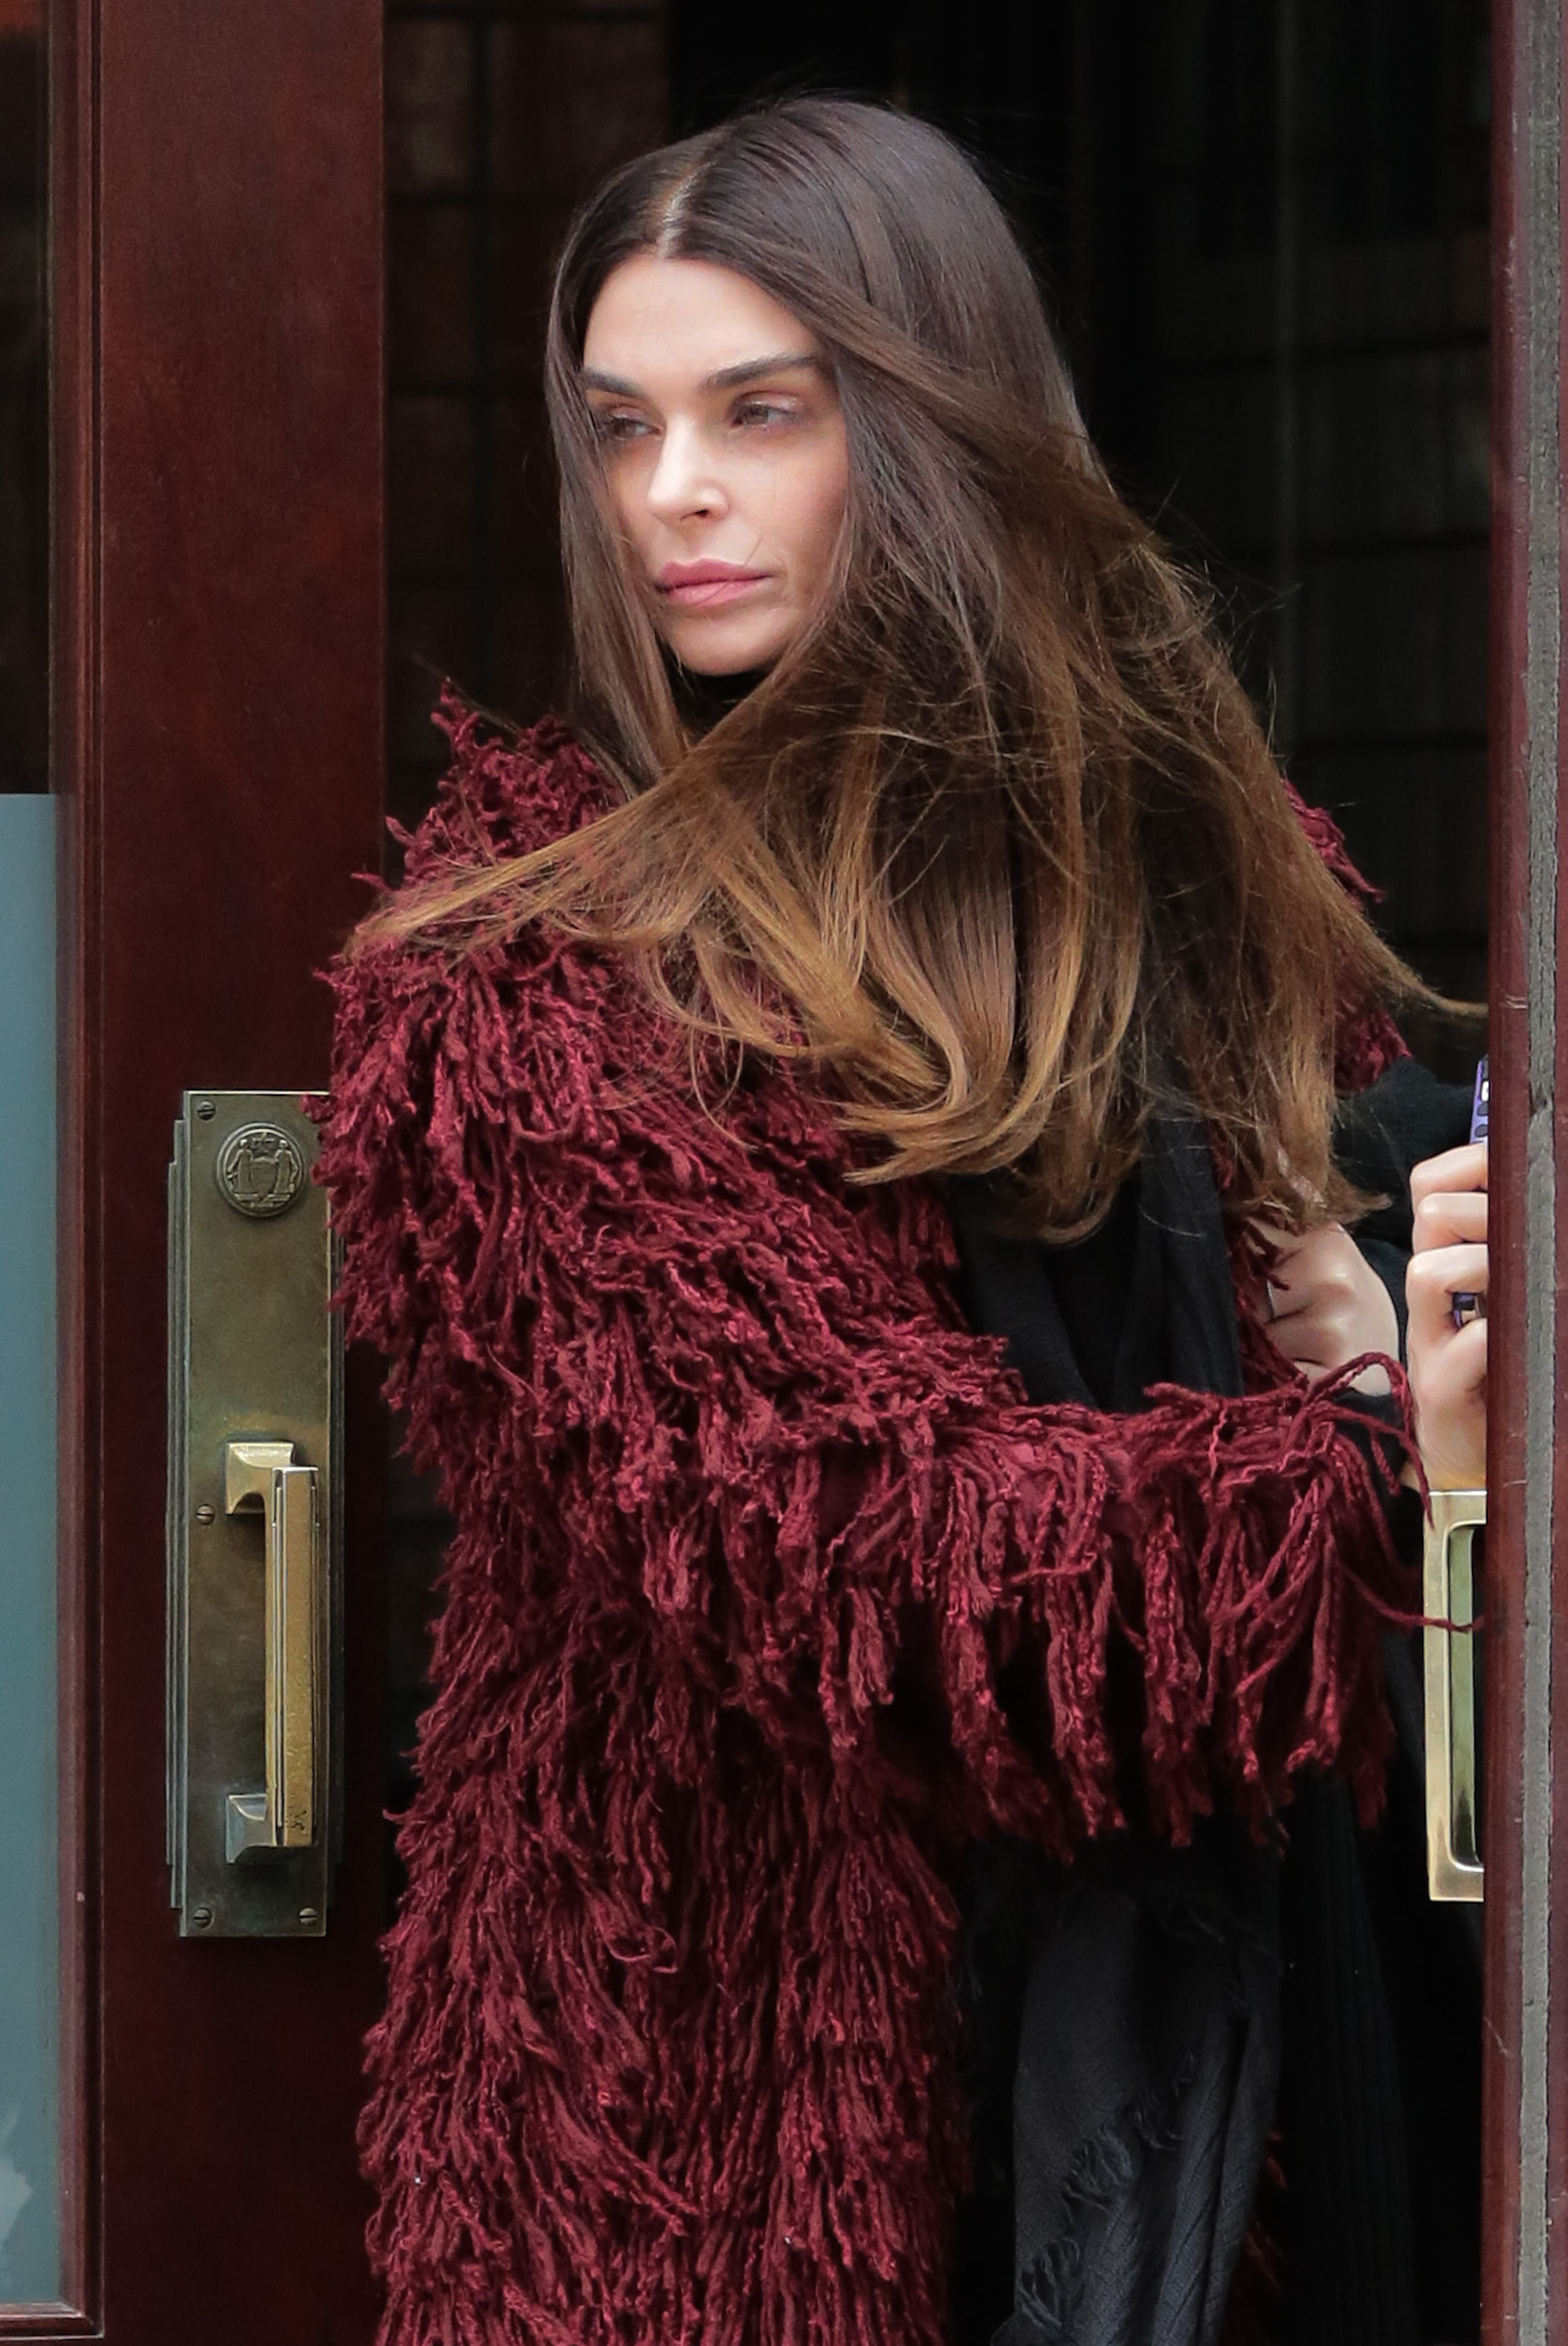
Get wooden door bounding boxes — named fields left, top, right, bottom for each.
left=8, top=0, right=1567, bottom=2338
left=1482, top=0, right=1568, bottom=2337
left=4, top=0, right=387, bottom=2335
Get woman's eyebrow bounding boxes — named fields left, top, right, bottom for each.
left=705, top=351, right=823, bottom=390
left=580, top=352, right=823, bottom=397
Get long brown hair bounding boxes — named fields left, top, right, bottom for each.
left=365, top=97, right=1426, bottom=1236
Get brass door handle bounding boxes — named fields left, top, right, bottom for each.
left=167, top=1090, right=340, bottom=1937
left=1423, top=1487, right=1486, bottom=1902
left=223, top=1441, right=322, bottom=1859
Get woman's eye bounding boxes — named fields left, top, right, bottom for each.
left=733, top=398, right=798, bottom=430
left=591, top=409, right=652, bottom=445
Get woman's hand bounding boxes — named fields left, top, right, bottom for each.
left=1255, top=1220, right=1400, bottom=1396
left=1406, top=1140, right=1489, bottom=1490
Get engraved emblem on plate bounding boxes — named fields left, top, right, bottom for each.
left=214, top=1121, right=308, bottom=1218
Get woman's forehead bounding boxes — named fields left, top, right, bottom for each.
left=582, top=255, right=824, bottom=394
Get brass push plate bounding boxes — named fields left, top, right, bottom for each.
left=167, top=1091, right=341, bottom=1937
left=1423, top=1488, right=1486, bottom=1903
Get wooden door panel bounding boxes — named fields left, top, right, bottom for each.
left=28, top=1, right=387, bottom=2335
left=1479, top=0, right=1566, bottom=2338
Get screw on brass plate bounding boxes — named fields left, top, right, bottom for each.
left=191, top=1907, right=213, bottom=1930
left=298, top=1908, right=320, bottom=1927
left=194, top=1504, right=215, bottom=1526
left=195, top=1099, right=216, bottom=1120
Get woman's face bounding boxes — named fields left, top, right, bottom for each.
left=581, top=254, right=850, bottom=677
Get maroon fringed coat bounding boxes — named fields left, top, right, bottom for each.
left=319, top=707, right=1414, bottom=2346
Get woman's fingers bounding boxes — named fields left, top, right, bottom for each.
left=1255, top=1221, right=1355, bottom=1311
left=1410, top=1140, right=1488, bottom=1215
left=1407, top=1241, right=1489, bottom=1340
left=1411, top=1187, right=1487, bottom=1254
left=1413, top=1315, right=1488, bottom=1403
left=1406, top=1140, right=1489, bottom=1488
left=1408, top=1315, right=1489, bottom=1488
left=1249, top=1217, right=1398, bottom=1389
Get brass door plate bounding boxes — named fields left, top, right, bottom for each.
left=167, top=1091, right=341, bottom=1937
left=1423, top=1487, right=1486, bottom=1903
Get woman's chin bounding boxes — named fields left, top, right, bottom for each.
left=663, top=616, right=793, bottom=679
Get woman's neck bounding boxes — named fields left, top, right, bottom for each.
left=674, top=664, right=768, bottom=735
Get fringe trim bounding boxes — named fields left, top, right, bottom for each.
left=316, top=715, right=1419, bottom=2346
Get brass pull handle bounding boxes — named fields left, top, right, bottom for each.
left=169, top=1091, right=339, bottom=1935
left=223, top=1439, right=321, bottom=1859
left=1423, top=1486, right=1486, bottom=1902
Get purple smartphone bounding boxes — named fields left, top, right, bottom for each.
left=1451, top=1056, right=1489, bottom=1329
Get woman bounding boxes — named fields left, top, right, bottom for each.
left=321, top=98, right=1489, bottom=2346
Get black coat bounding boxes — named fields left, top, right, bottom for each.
left=946, top=1058, right=1479, bottom=2346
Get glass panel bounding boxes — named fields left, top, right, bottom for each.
left=0, top=796, right=60, bottom=2305
left=0, top=0, right=58, bottom=2307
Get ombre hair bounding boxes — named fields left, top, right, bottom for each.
left=362, top=95, right=1427, bottom=1235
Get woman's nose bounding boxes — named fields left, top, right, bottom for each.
left=645, top=421, right=727, bottom=524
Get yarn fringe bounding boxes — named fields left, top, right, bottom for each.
left=315, top=706, right=1417, bottom=2345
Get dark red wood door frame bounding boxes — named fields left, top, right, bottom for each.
left=1484, top=0, right=1568, bottom=2338
left=24, top=1, right=387, bottom=2336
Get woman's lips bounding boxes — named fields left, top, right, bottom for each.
left=657, top=567, right=771, bottom=609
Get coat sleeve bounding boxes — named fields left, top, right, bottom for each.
left=319, top=887, right=1415, bottom=1859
